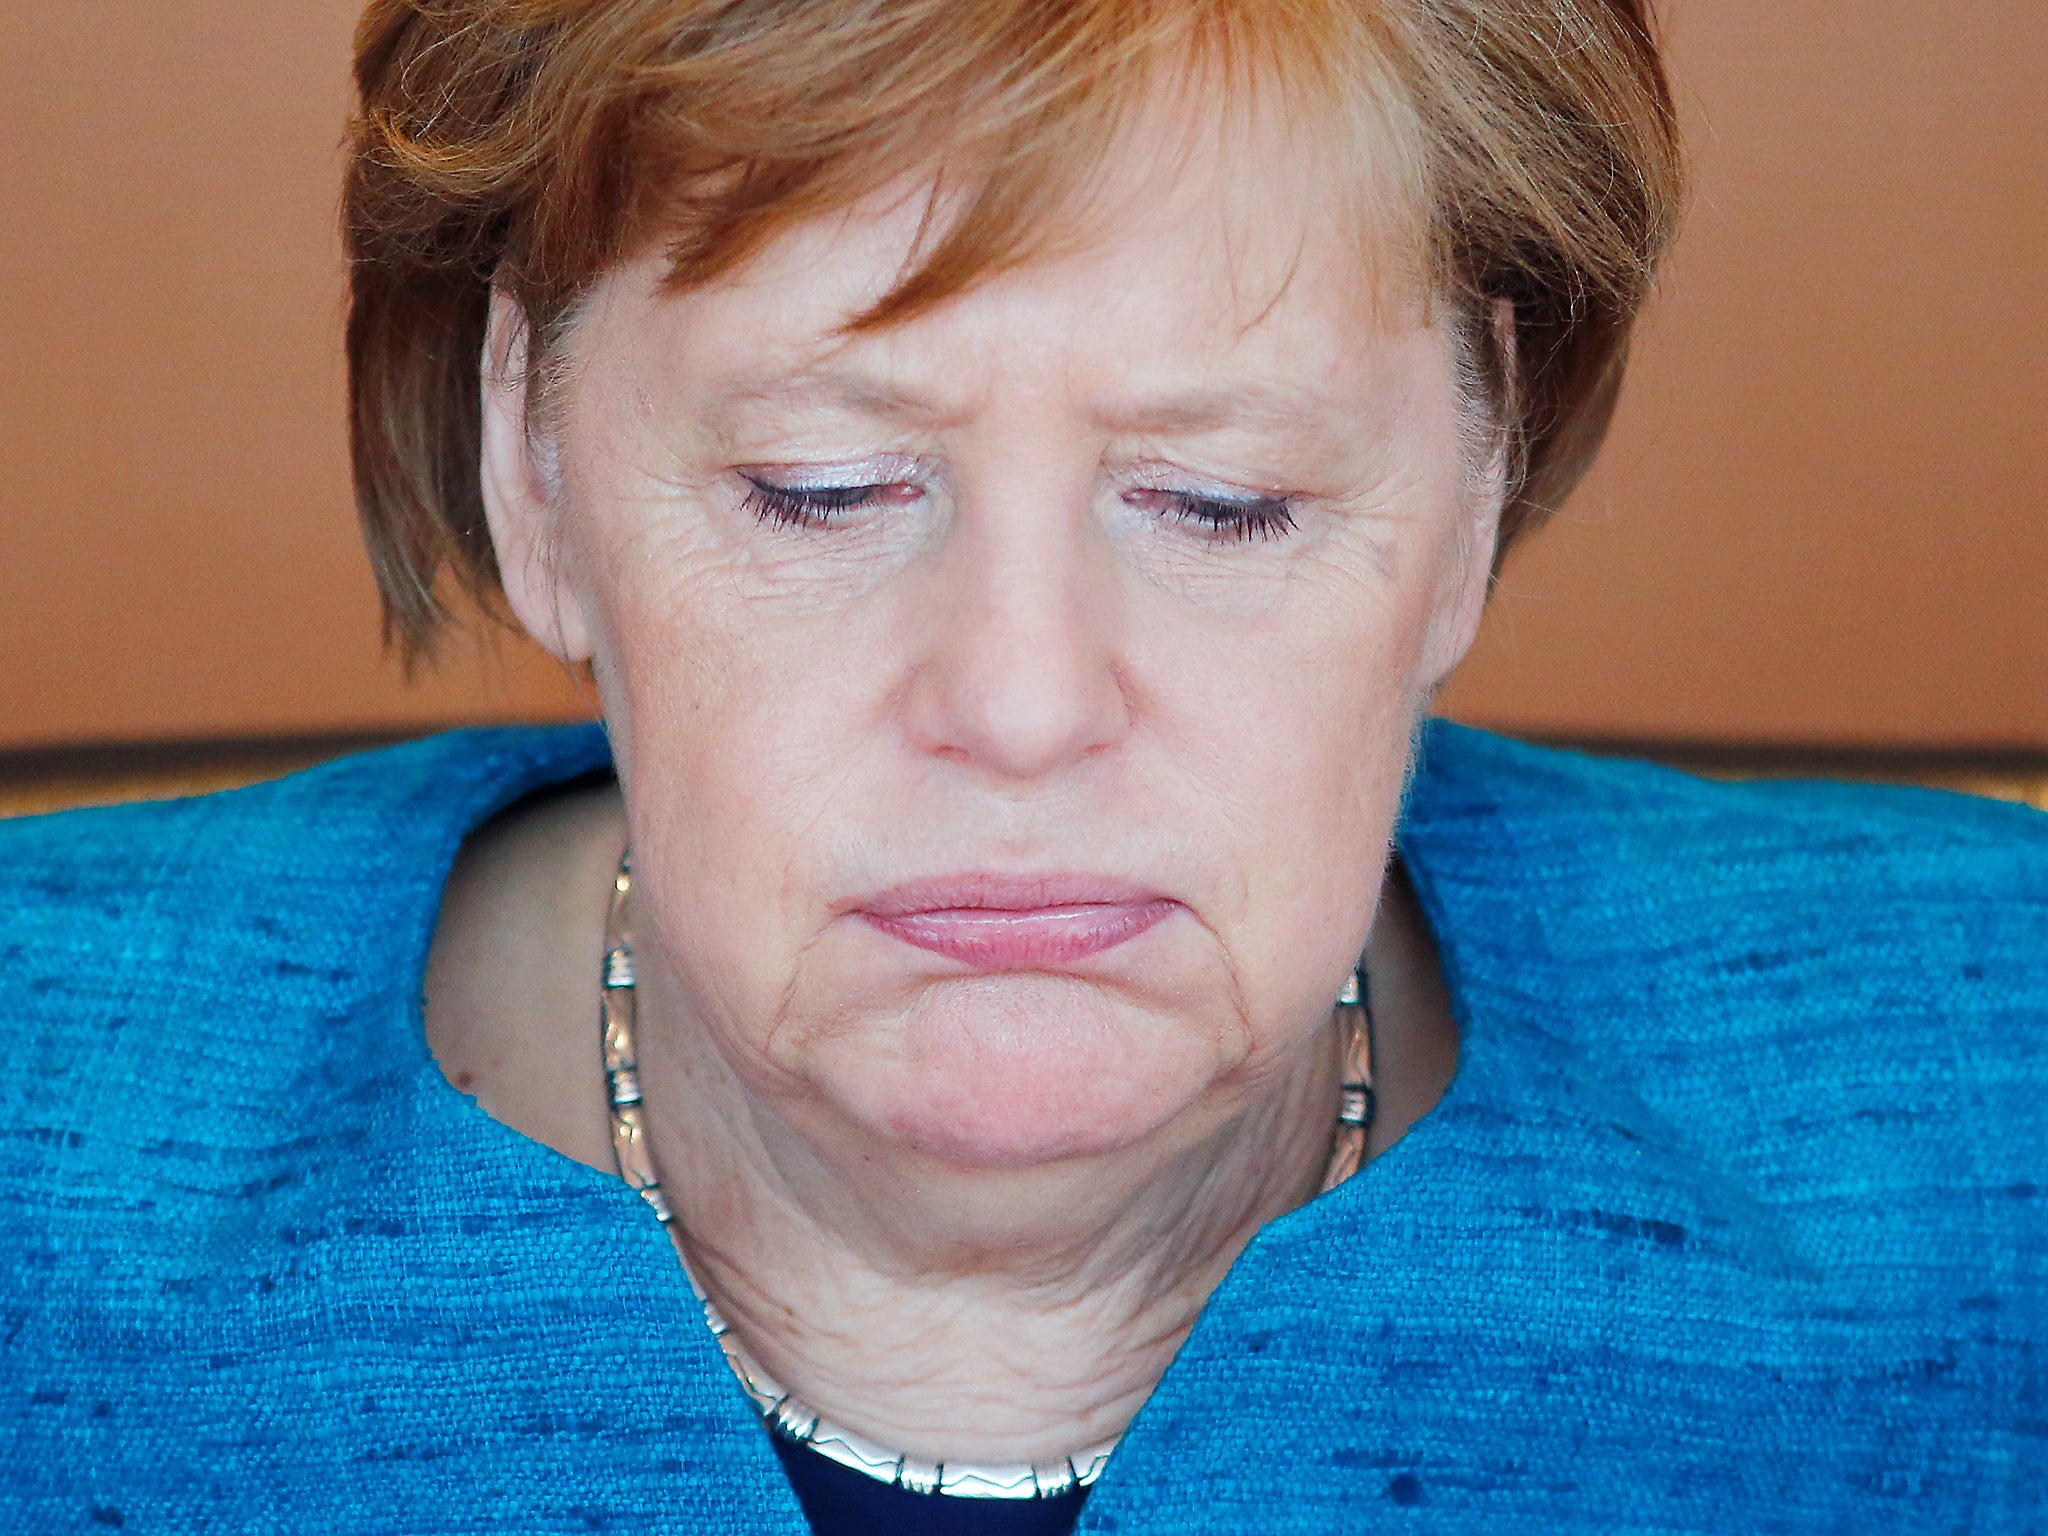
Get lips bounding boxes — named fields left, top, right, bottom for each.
left=855, top=874, right=1179, bottom=970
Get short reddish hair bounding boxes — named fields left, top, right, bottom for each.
left=346, top=0, right=1684, bottom=657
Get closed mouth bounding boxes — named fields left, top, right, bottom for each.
left=855, top=874, right=1178, bottom=970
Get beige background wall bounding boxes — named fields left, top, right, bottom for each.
left=1438, top=0, right=2047, bottom=746
left=3, top=1, right=2042, bottom=753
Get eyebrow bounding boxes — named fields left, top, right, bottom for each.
left=701, top=364, right=959, bottom=434
left=699, top=363, right=1350, bottom=445
left=1084, top=384, right=1344, bottom=439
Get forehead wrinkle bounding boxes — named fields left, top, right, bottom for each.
left=695, top=357, right=976, bottom=442
left=1086, top=382, right=1347, bottom=443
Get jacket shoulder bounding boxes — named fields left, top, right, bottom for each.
left=0, top=725, right=611, bottom=1190
left=1403, top=722, right=2047, bottom=1253
left=0, top=725, right=612, bottom=1010
left=1410, top=720, right=2047, bottom=848
left=1406, top=722, right=2048, bottom=943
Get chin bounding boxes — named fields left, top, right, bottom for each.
left=817, top=977, right=1226, bottom=1169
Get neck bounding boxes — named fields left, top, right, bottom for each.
left=630, top=944, right=1342, bottom=1464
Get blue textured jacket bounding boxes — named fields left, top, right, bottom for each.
left=1, top=723, right=2043, bottom=1534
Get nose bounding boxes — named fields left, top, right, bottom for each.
left=901, top=483, right=1132, bottom=783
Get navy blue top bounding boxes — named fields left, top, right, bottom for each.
left=1, top=721, right=2044, bottom=1533
left=769, top=1436, right=1087, bottom=1535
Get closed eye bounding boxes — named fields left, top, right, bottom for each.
left=1126, top=488, right=1298, bottom=543
left=741, top=475, right=1297, bottom=542
left=740, top=476, right=913, bottom=530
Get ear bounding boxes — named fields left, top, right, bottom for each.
left=479, top=290, right=595, bottom=664
left=1419, top=297, right=1515, bottom=689
left=1418, top=492, right=1501, bottom=690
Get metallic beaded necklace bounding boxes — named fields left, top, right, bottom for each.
left=600, top=853, right=1375, bottom=1500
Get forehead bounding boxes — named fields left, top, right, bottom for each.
left=574, top=83, right=1434, bottom=433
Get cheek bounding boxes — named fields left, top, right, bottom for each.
left=1128, top=556, right=1436, bottom=1016
left=577, top=514, right=900, bottom=1033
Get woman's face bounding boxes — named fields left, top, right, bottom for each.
left=483, top=113, right=1500, bottom=1171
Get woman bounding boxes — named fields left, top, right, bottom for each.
left=3, top=0, right=2042, bottom=1531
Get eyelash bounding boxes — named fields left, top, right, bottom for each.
left=740, top=477, right=882, bottom=530
left=738, top=477, right=1298, bottom=543
left=1155, top=492, right=1298, bottom=543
